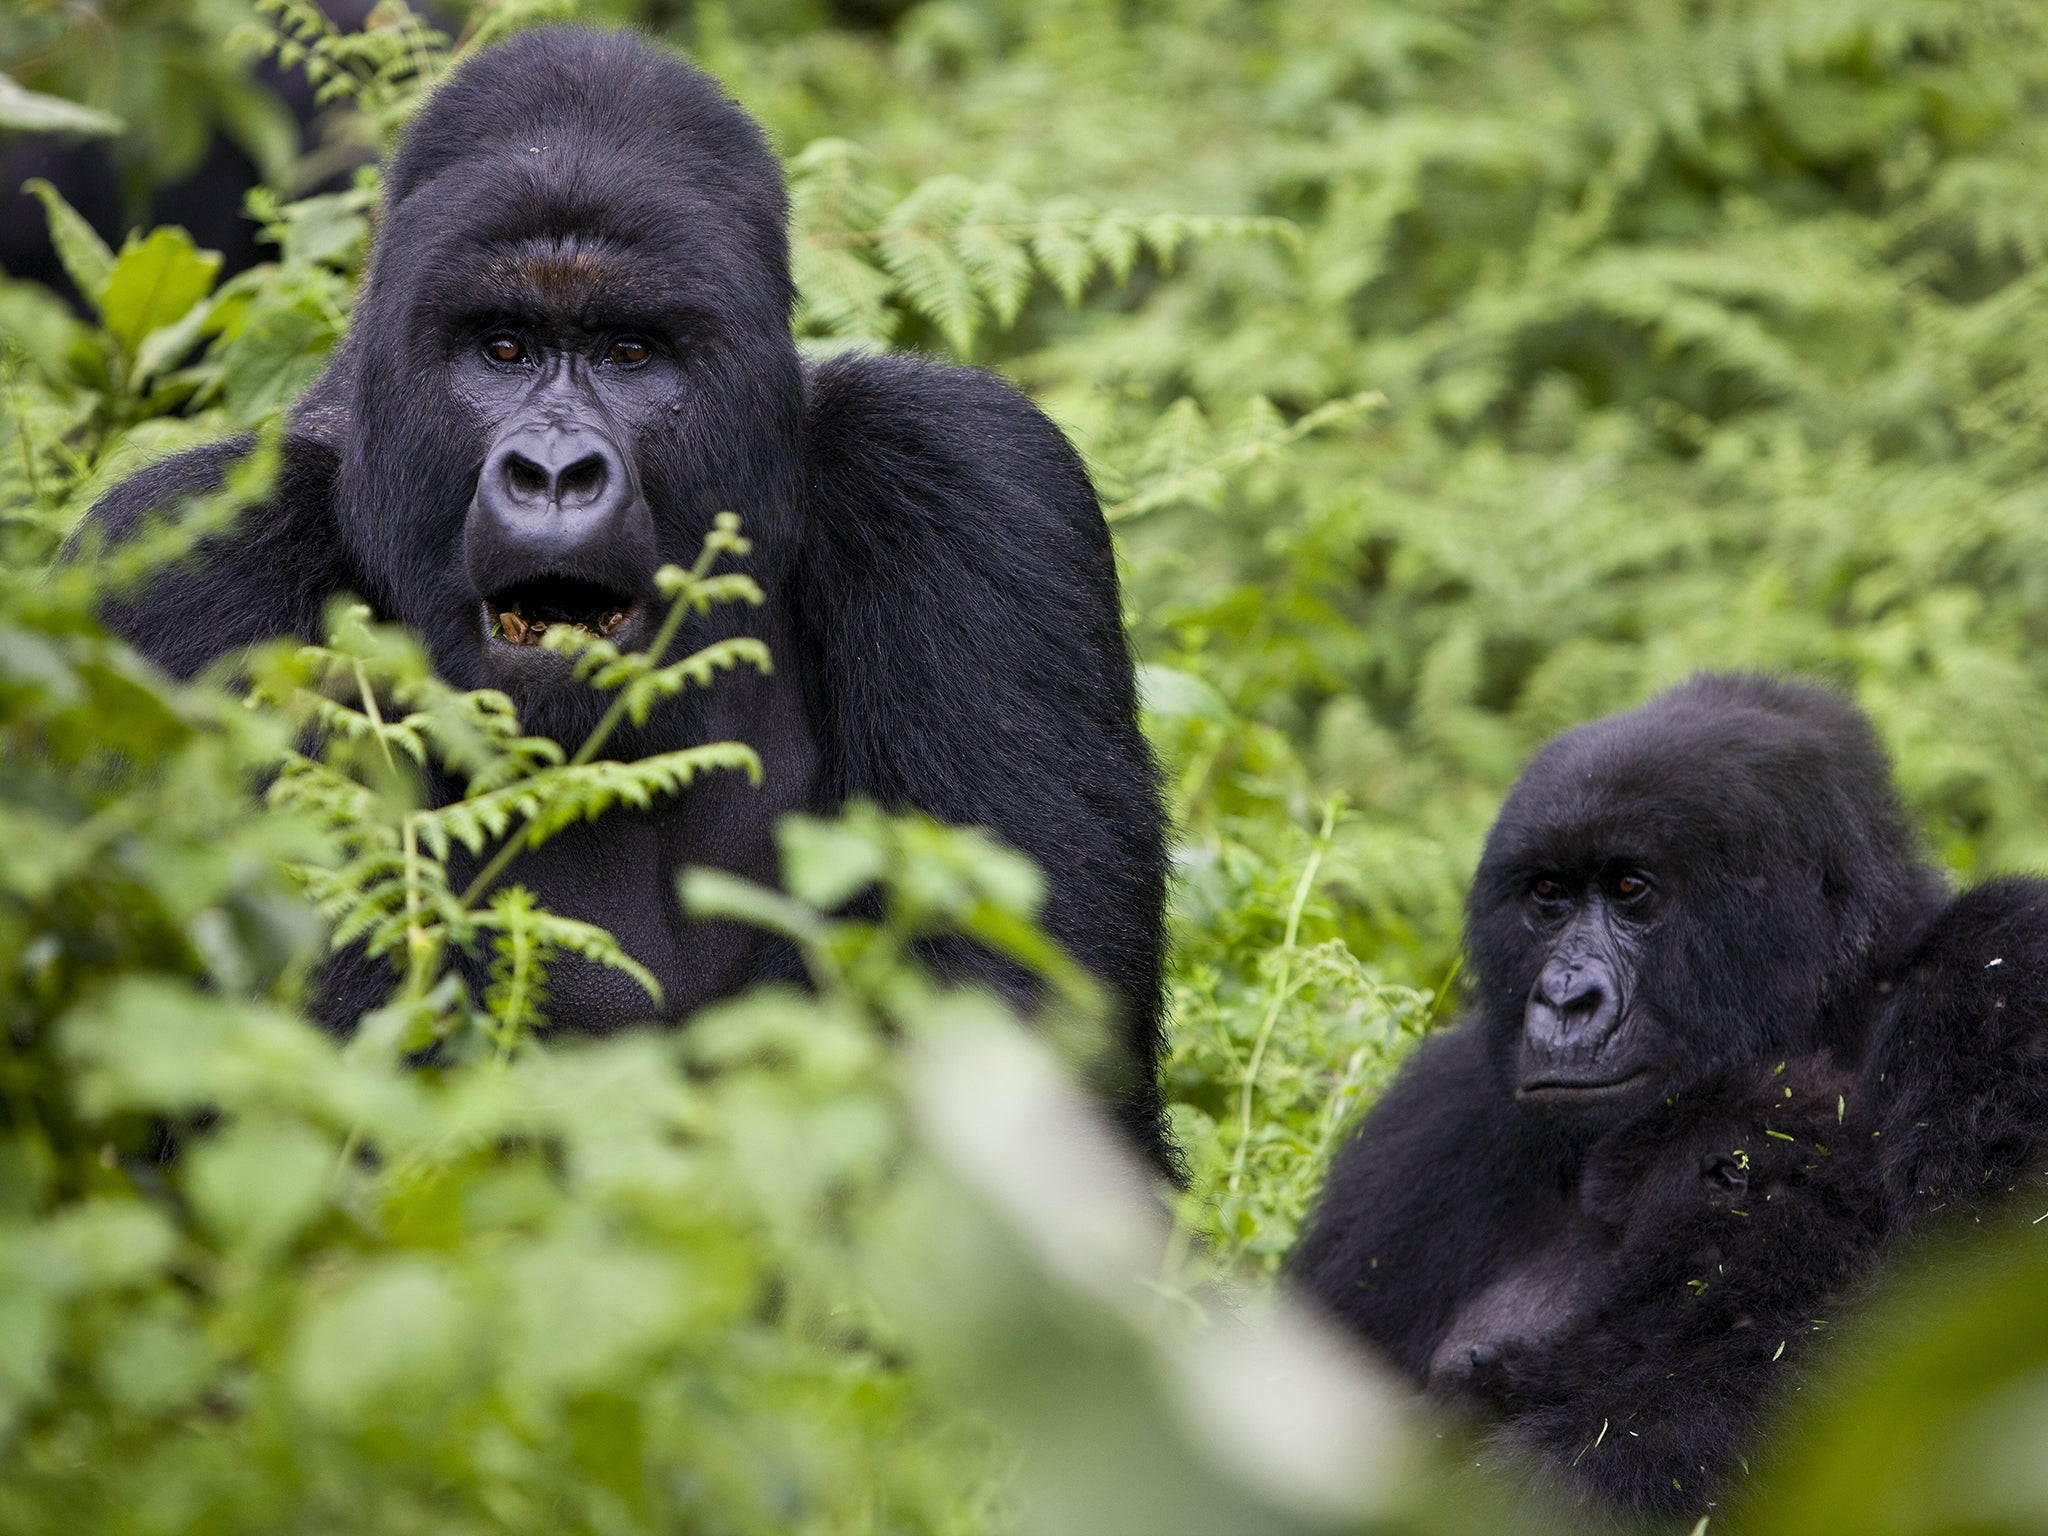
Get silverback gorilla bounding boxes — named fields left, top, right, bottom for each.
left=78, top=29, right=1173, bottom=1169
left=1292, top=673, right=2048, bottom=1515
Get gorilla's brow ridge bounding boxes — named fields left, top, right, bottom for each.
left=478, top=241, right=641, bottom=318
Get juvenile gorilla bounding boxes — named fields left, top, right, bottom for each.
left=1292, top=673, right=2048, bottom=1514
left=80, top=30, right=1173, bottom=1167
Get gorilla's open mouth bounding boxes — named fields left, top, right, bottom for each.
left=484, top=575, right=643, bottom=648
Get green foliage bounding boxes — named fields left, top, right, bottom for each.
left=11, top=0, right=2048, bottom=1528
left=251, top=512, right=771, bottom=1056
left=789, top=136, right=1299, bottom=357
left=1, top=0, right=299, bottom=198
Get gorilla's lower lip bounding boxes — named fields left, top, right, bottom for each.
left=1517, top=1069, right=1656, bottom=1100
left=481, top=574, right=644, bottom=651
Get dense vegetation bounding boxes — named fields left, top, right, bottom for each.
left=6, top=0, right=2048, bottom=1530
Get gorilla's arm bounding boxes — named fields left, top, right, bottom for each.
left=1486, top=1179, right=1883, bottom=1513
left=75, top=436, right=356, bottom=678
left=1871, top=876, right=2048, bottom=1217
left=1288, top=1024, right=1571, bottom=1379
left=799, top=353, right=1170, bottom=1158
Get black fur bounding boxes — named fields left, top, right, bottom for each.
left=76, top=28, right=1173, bottom=1170
left=1473, top=1054, right=1885, bottom=1513
left=1291, top=673, right=2048, bottom=1514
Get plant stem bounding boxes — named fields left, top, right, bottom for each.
left=457, top=533, right=726, bottom=909
left=1226, top=797, right=1340, bottom=1196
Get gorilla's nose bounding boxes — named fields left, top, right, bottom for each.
left=483, top=425, right=628, bottom=529
left=1526, top=962, right=1619, bottom=1052
left=466, top=414, right=657, bottom=605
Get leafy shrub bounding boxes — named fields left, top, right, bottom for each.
left=12, top=0, right=2048, bottom=1530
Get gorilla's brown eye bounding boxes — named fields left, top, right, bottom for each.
left=1615, top=872, right=1650, bottom=901
left=1531, top=878, right=1565, bottom=902
left=483, top=334, right=528, bottom=365
left=606, top=337, right=650, bottom=367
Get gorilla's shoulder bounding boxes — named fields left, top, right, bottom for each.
left=80, top=430, right=340, bottom=545
left=802, top=351, right=1102, bottom=548
left=74, top=430, right=351, bottom=677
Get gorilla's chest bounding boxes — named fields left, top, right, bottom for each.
left=450, top=661, right=822, bottom=1032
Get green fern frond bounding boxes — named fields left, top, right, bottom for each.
left=789, top=151, right=1298, bottom=356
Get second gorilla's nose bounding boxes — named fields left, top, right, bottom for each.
left=1527, top=961, right=1620, bottom=1051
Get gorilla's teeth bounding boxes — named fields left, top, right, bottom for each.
left=494, top=599, right=632, bottom=646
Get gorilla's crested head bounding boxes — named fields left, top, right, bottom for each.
left=315, top=28, right=804, bottom=746
left=1467, top=673, right=1944, bottom=1119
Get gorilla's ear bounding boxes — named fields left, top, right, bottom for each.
left=1700, top=1152, right=1748, bottom=1194
left=289, top=353, right=355, bottom=450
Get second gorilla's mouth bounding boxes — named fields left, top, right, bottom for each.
left=483, top=575, right=643, bottom=648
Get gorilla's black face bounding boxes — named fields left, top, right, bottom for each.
left=1467, top=674, right=1940, bottom=1126
left=321, top=29, right=806, bottom=747
left=1510, top=860, right=1663, bottom=1103
left=453, top=319, right=676, bottom=675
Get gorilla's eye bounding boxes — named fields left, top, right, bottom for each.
left=1530, top=877, right=1566, bottom=904
left=1614, top=872, right=1652, bottom=902
left=605, top=337, right=651, bottom=367
left=483, top=334, right=529, bottom=366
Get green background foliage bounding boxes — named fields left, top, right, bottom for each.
left=6, top=0, right=2048, bottom=1530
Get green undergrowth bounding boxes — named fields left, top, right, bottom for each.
left=9, top=0, right=2048, bottom=1530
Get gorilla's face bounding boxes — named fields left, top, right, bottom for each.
left=1505, top=860, right=1666, bottom=1106
left=1466, top=675, right=1938, bottom=1127
left=449, top=307, right=678, bottom=682
left=325, top=29, right=806, bottom=748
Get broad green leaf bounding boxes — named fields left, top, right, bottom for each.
left=217, top=304, right=329, bottom=424
left=500, top=1242, right=682, bottom=1398
left=21, top=178, right=114, bottom=305
left=272, top=189, right=372, bottom=269
left=0, top=276, right=92, bottom=380
left=101, top=228, right=222, bottom=357
left=779, top=812, right=889, bottom=910
left=289, top=1258, right=467, bottom=1419
left=185, top=1118, right=336, bottom=1254
left=130, top=290, right=216, bottom=385
left=0, top=73, right=123, bottom=137
left=93, top=1310, right=216, bottom=1414
left=40, top=1201, right=177, bottom=1290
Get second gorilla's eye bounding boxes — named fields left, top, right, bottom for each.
left=606, top=337, right=651, bottom=367
left=1615, top=872, right=1651, bottom=901
left=483, top=334, right=528, bottom=365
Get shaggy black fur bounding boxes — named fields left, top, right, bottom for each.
left=76, top=28, right=1174, bottom=1170
left=1471, top=1053, right=1886, bottom=1512
left=1291, top=673, right=2048, bottom=1515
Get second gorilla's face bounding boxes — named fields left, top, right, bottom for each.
left=1510, top=859, right=1665, bottom=1106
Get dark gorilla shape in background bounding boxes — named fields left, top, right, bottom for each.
left=78, top=28, right=1174, bottom=1171
left=1291, top=673, right=2048, bottom=1515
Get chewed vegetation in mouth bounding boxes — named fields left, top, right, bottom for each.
left=485, top=574, right=641, bottom=646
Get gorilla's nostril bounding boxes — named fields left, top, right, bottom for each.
left=504, top=454, right=550, bottom=501
left=558, top=454, right=608, bottom=505
left=1563, top=984, right=1607, bottom=1019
